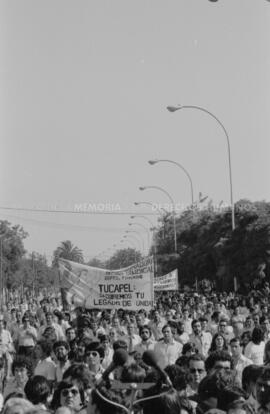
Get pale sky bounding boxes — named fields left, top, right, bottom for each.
left=1, top=0, right=270, bottom=262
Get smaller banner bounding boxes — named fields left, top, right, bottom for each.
left=154, top=269, right=178, bottom=291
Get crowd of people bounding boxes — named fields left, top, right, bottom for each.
left=0, top=289, right=270, bottom=413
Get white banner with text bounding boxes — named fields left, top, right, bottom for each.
left=59, top=257, right=154, bottom=310
left=154, top=269, right=178, bottom=291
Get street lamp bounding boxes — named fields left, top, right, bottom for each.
left=134, top=201, right=167, bottom=216
left=139, top=186, right=177, bottom=252
left=148, top=159, right=194, bottom=205
left=125, top=230, right=145, bottom=253
left=128, top=222, right=150, bottom=252
left=167, top=104, right=235, bottom=231
left=123, top=234, right=140, bottom=251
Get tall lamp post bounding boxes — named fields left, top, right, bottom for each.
left=125, top=230, right=145, bottom=254
left=139, top=186, right=177, bottom=253
left=167, top=104, right=235, bottom=231
left=130, top=215, right=158, bottom=275
left=148, top=159, right=194, bottom=205
left=128, top=222, right=150, bottom=252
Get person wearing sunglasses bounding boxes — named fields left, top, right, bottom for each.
left=84, top=342, right=105, bottom=383
left=51, top=380, right=86, bottom=414
left=186, top=354, right=206, bottom=397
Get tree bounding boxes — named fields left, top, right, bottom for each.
left=0, top=220, right=28, bottom=295
left=153, top=200, right=270, bottom=292
left=52, top=240, right=84, bottom=267
left=105, top=248, right=142, bottom=270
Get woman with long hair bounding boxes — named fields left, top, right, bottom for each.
left=208, top=333, right=228, bottom=354
left=244, top=327, right=265, bottom=365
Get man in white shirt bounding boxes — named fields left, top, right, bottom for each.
left=148, top=310, right=164, bottom=341
left=38, top=312, right=65, bottom=341
left=17, top=315, right=37, bottom=356
left=123, top=323, right=141, bottom=354
left=189, top=319, right=212, bottom=358
left=34, top=340, right=56, bottom=383
left=182, top=309, right=193, bottom=335
left=53, top=341, right=71, bottom=383
left=154, top=324, right=182, bottom=369
left=230, top=337, right=252, bottom=386
left=134, top=325, right=156, bottom=355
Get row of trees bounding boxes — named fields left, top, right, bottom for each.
left=1, top=199, right=270, bottom=294
left=153, top=199, right=270, bottom=291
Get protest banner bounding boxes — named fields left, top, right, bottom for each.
left=58, top=256, right=154, bottom=310
left=154, top=269, right=178, bottom=291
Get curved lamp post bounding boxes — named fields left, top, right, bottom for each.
left=125, top=230, right=145, bottom=253
left=148, top=159, right=194, bottom=205
left=167, top=104, right=235, bottom=231
left=128, top=222, right=150, bottom=252
left=139, top=186, right=177, bottom=252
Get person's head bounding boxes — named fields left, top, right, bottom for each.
left=198, top=369, right=235, bottom=410
left=66, top=328, right=76, bottom=342
left=63, top=363, right=93, bottom=398
left=139, top=325, right=151, bottom=341
left=53, top=341, right=69, bottom=362
left=34, top=341, right=53, bottom=360
left=112, top=318, right=120, bottom=329
left=218, top=319, right=228, bottom=333
left=2, top=398, right=34, bottom=414
left=89, top=319, right=98, bottom=332
left=199, top=317, right=208, bottom=332
left=52, top=381, right=84, bottom=412
left=217, top=385, right=247, bottom=412
left=162, top=325, right=173, bottom=343
left=188, top=354, right=206, bottom=387
left=164, top=365, right=188, bottom=392
left=177, top=321, right=185, bottom=335
left=191, top=319, right=201, bottom=336
left=24, top=375, right=51, bottom=405
left=143, top=388, right=192, bottom=414
left=16, top=311, right=22, bottom=323
left=261, top=317, right=270, bottom=333
left=209, top=333, right=227, bottom=353
left=251, top=327, right=264, bottom=345
left=99, top=335, right=110, bottom=350
left=253, top=313, right=261, bottom=327
left=245, top=315, right=253, bottom=328
left=242, top=364, right=264, bottom=397
left=85, top=342, right=104, bottom=369
left=120, top=362, right=146, bottom=383
left=230, top=338, right=242, bottom=359
left=240, top=331, right=251, bottom=348
left=182, top=309, right=189, bottom=319
left=135, top=314, right=144, bottom=327
left=12, top=357, right=32, bottom=385
left=153, top=310, right=160, bottom=322
left=127, top=323, right=135, bottom=336
left=112, top=340, right=128, bottom=352
left=22, top=315, right=30, bottom=328
left=256, top=367, right=270, bottom=408
left=182, top=342, right=197, bottom=357
left=45, top=312, right=54, bottom=326
left=165, top=310, right=173, bottom=321
left=205, top=350, right=233, bottom=374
